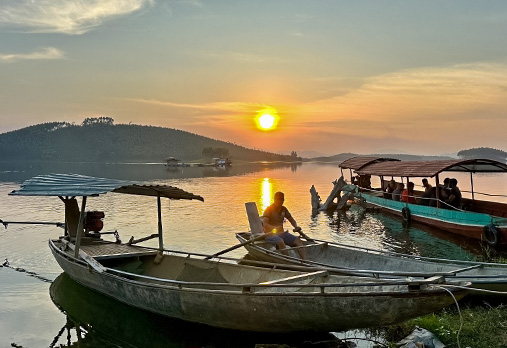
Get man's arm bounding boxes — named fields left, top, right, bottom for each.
left=287, top=216, right=300, bottom=231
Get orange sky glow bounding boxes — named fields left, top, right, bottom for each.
left=1, top=1, right=507, bottom=156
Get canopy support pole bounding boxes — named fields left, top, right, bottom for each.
left=435, top=175, right=441, bottom=208
left=470, top=172, right=475, bottom=201
left=157, top=194, right=164, bottom=250
left=74, top=196, right=87, bottom=258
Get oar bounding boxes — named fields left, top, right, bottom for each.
left=205, top=233, right=267, bottom=259
left=293, top=227, right=313, bottom=241
left=0, top=219, right=65, bottom=229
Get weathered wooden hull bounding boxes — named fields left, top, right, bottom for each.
left=361, top=192, right=507, bottom=244
left=50, top=239, right=469, bottom=333
left=236, top=232, right=507, bottom=297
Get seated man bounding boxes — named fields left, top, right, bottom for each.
left=384, top=179, right=396, bottom=199
left=420, top=178, right=435, bottom=206
left=401, top=182, right=417, bottom=204
left=444, top=178, right=462, bottom=209
left=262, top=191, right=306, bottom=259
left=392, top=183, right=404, bottom=201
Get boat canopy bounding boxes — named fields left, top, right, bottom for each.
left=341, top=157, right=507, bottom=178
left=339, top=157, right=400, bottom=171
left=9, top=173, right=204, bottom=201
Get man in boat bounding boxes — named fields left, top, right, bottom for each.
left=420, top=178, right=435, bottom=206
left=444, top=178, right=462, bottom=209
left=401, top=182, right=417, bottom=204
left=439, top=177, right=451, bottom=202
left=392, top=182, right=404, bottom=201
left=262, top=191, right=307, bottom=259
left=385, top=179, right=397, bottom=199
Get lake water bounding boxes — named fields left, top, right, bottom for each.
left=1, top=161, right=506, bottom=347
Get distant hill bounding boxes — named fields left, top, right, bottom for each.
left=457, top=147, right=507, bottom=163
left=310, top=153, right=454, bottom=163
left=0, top=118, right=302, bottom=163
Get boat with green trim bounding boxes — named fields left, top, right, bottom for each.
left=328, top=157, right=507, bottom=246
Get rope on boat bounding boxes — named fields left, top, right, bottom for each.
left=441, top=284, right=507, bottom=296
left=1, top=258, right=53, bottom=283
left=438, top=285, right=463, bottom=348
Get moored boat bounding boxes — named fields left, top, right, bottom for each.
left=323, top=157, right=507, bottom=246
left=6, top=173, right=470, bottom=333
left=236, top=231, right=507, bottom=296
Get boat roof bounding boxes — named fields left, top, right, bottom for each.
left=341, top=157, right=507, bottom=178
left=9, top=173, right=204, bottom=201
left=339, top=157, right=400, bottom=170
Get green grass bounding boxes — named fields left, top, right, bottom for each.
left=370, top=304, right=507, bottom=348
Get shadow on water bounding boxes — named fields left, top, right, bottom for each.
left=49, top=273, right=335, bottom=348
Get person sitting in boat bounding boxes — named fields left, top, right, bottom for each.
left=420, top=178, right=435, bottom=206
left=444, top=178, right=462, bottom=209
left=439, top=178, right=451, bottom=202
left=385, top=179, right=396, bottom=199
left=401, top=182, right=417, bottom=204
left=392, top=182, right=404, bottom=201
left=262, top=191, right=306, bottom=259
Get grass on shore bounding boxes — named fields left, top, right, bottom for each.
left=370, top=303, right=507, bottom=348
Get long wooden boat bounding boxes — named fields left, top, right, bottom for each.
left=7, top=173, right=470, bottom=333
left=323, top=157, right=507, bottom=246
left=236, top=232, right=507, bottom=296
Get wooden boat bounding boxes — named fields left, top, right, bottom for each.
left=238, top=202, right=507, bottom=297
left=236, top=232, right=507, bottom=296
left=49, top=273, right=337, bottom=347
left=7, top=173, right=470, bottom=333
left=316, top=157, right=507, bottom=246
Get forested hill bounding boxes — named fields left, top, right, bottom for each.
left=0, top=118, right=301, bottom=163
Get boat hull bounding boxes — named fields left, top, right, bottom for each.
left=50, top=239, right=468, bottom=333
left=236, top=232, right=507, bottom=297
left=360, top=192, right=507, bottom=244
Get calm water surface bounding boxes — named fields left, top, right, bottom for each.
left=0, top=161, right=505, bottom=347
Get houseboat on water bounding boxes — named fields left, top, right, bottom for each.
left=164, top=157, right=190, bottom=167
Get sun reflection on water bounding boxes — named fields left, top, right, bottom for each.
left=261, top=178, right=272, bottom=212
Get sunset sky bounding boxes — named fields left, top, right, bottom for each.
left=1, top=1, right=507, bottom=156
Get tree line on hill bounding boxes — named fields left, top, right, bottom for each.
left=457, top=147, right=507, bottom=163
left=0, top=117, right=302, bottom=163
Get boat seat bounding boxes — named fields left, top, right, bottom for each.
left=176, top=262, right=228, bottom=284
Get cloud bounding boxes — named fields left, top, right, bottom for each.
left=125, top=98, right=266, bottom=114
left=0, top=0, right=154, bottom=34
left=0, top=47, right=64, bottom=63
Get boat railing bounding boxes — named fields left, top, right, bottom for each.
left=132, top=238, right=507, bottom=269
left=105, top=267, right=453, bottom=292
left=359, top=186, right=465, bottom=211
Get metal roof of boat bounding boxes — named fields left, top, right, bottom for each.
left=339, top=157, right=400, bottom=170
left=352, top=158, right=507, bottom=177
left=9, top=173, right=204, bottom=201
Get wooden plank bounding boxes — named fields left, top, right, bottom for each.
left=260, top=270, right=328, bottom=285
left=62, top=239, right=106, bottom=273
left=245, top=202, right=264, bottom=235
left=79, top=249, right=107, bottom=273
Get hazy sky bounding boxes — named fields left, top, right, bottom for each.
left=1, top=1, right=507, bottom=155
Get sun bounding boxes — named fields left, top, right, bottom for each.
left=256, top=108, right=279, bottom=131
left=259, top=113, right=276, bottom=129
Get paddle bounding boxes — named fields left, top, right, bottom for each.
left=293, top=226, right=313, bottom=241
left=205, top=233, right=267, bottom=259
